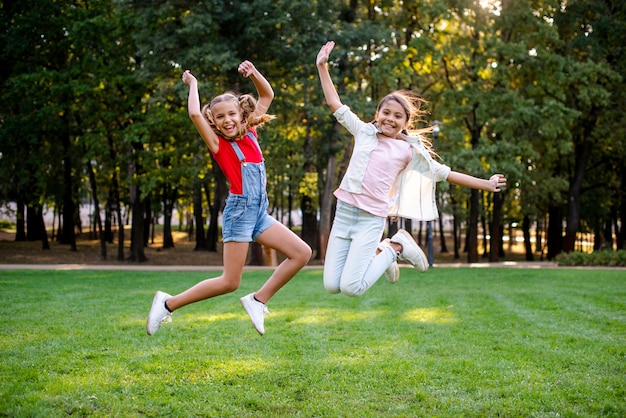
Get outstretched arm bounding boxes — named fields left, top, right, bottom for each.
left=316, top=41, right=343, bottom=112
left=238, top=60, right=274, bottom=116
left=447, top=172, right=507, bottom=192
left=182, top=70, right=219, bottom=153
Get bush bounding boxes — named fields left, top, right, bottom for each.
left=0, top=219, right=14, bottom=230
left=556, top=250, right=626, bottom=267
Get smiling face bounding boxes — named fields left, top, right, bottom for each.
left=375, top=99, right=409, bottom=138
left=210, top=99, right=244, bottom=140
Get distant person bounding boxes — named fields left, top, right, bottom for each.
left=147, top=61, right=311, bottom=336
left=316, top=41, right=506, bottom=296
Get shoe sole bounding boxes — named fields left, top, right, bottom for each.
left=395, top=229, right=429, bottom=272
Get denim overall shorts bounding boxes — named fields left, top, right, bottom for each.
left=221, top=132, right=276, bottom=243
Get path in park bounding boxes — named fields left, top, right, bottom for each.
left=0, top=261, right=560, bottom=271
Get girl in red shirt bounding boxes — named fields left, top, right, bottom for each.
left=146, top=61, right=311, bottom=336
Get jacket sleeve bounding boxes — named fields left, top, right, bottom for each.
left=432, top=159, right=451, bottom=182
left=333, top=105, right=367, bottom=137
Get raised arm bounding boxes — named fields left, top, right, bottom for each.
left=238, top=60, right=274, bottom=116
left=447, top=171, right=507, bottom=193
left=316, top=41, right=343, bottom=112
left=181, top=70, right=219, bottom=153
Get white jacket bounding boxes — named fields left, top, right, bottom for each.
left=387, top=136, right=450, bottom=221
left=334, top=105, right=450, bottom=220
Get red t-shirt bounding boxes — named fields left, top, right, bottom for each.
left=211, top=128, right=263, bottom=195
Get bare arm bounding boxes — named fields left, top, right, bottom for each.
left=238, top=60, right=274, bottom=116
left=447, top=171, right=507, bottom=193
left=316, top=41, right=343, bottom=112
left=181, top=70, right=219, bottom=153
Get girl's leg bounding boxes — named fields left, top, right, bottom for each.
left=253, top=222, right=312, bottom=303
left=147, top=242, right=249, bottom=335
left=165, top=241, right=249, bottom=311
left=323, top=226, right=351, bottom=294
left=322, top=201, right=355, bottom=294
left=337, top=212, right=387, bottom=297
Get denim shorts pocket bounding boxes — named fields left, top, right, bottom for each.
left=224, top=197, right=247, bottom=225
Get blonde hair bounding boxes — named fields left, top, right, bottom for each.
left=374, top=90, right=436, bottom=156
left=202, top=92, right=275, bottom=140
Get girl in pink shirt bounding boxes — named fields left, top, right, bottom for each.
left=317, top=41, right=506, bottom=296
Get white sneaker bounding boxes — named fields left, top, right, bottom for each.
left=146, top=291, right=172, bottom=335
left=378, top=239, right=400, bottom=284
left=390, top=229, right=429, bottom=272
left=240, top=293, right=269, bottom=335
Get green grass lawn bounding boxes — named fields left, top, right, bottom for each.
left=1, top=267, right=624, bottom=417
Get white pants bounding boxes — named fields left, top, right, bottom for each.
left=323, top=201, right=396, bottom=296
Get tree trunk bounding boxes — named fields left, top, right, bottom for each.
left=522, top=214, right=533, bottom=261
left=535, top=216, right=543, bottom=254
left=26, top=205, right=41, bottom=241
left=87, top=160, right=106, bottom=260
left=301, top=119, right=318, bottom=251
left=129, top=182, right=147, bottom=262
left=546, top=204, right=563, bottom=260
left=489, top=192, right=503, bottom=262
left=60, top=133, right=77, bottom=250
left=128, top=144, right=146, bottom=262
left=318, top=154, right=337, bottom=262
left=106, top=135, right=124, bottom=260
left=467, top=189, right=480, bottom=263
left=207, top=167, right=228, bottom=252
left=438, top=215, right=448, bottom=253
left=162, top=185, right=175, bottom=249
left=563, top=131, right=593, bottom=252
left=617, top=163, right=626, bottom=250
left=301, top=194, right=318, bottom=252
left=193, top=175, right=207, bottom=250
left=114, top=189, right=124, bottom=261
left=15, top=198, right=26, bottom=242
left=450, top=194, right=460, bottom=259
left=143, top=196, right=151, bottom=247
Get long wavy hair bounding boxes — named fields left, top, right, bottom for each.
left=373, top=90, right=436, bottom=156
left=202, top=92, right=275, bottom=141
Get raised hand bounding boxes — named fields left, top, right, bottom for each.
left=238, top=60, right=256, bottom=78
left=316, top=41, right=336, bottom=67
left=181, top=70, right=197, bottom=86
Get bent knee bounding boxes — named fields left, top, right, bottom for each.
left=339, top=285, right=365, bottom=297
left=300, top=244, right=313, bottom=263
left=291, top=243, right=312, bottom=266
left=222, top=282, right=240, bottom=294
left=324, top=285, right=341, bottom=294
left=219, top=276, right=241, bottom=294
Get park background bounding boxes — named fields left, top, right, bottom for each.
left=1, top=2, right=625, bottom=415
left=1, top=0, right=625, bottom=266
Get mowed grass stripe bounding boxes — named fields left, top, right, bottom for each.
left=1, top=268, right=624, bottom=417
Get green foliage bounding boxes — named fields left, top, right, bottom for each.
left=1, top=0, right=625, bottom=257
left=0, top=267, right=624, bottom=416
left=0, top=220, right=14, bottom=230
left=556, top=250, right=626, bottom=267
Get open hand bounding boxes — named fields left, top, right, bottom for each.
left=316, top=41, right=335, bottom=66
